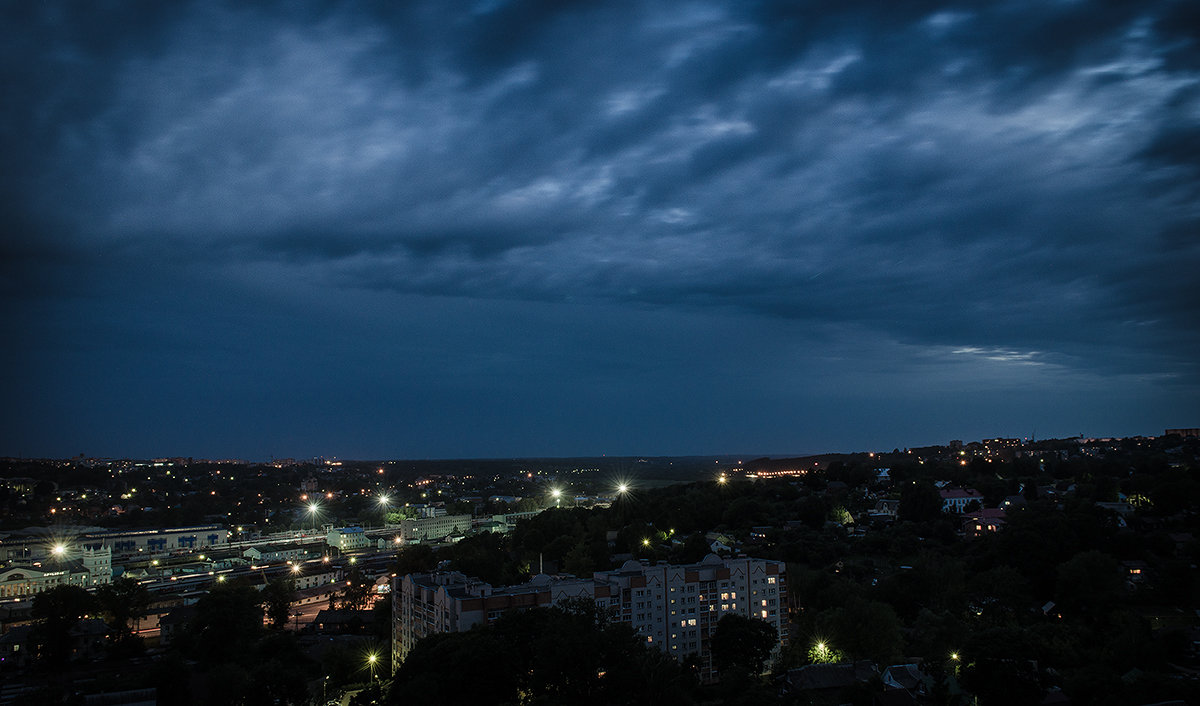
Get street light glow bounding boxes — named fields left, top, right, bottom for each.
left=51, top=543, right=66, bottom=557
left=617, top=483, right=629, bottom=494
left=378, top=494, right=390, bottom=506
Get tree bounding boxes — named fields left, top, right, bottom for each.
left=387, top=600, right=696, bottom=706
left=188, top=580, right=264, bottom=666
left=815, top=598, right=904, bottom=666
left=807, top=640, right=845, bottom=664
left=31, top=585, right=99, bottom=667
left=95, top=576, right=150, bottom=652
left=1056, top=550, right=1123, bottom=618
left=262, top=577, right=296, bottom=630
left=710, top=613, right=777, bottom=677
left=335, top=566, right=374, bottom=611
left=391, top=544, right=436, bottom=576
left=898, top=481, right=944, bottom=523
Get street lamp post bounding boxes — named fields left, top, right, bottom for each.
left=377, top=494, right=390, bottom=528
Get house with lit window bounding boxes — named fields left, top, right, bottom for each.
left=939, top=488, right=983, bottom=513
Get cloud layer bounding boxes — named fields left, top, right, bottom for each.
left=2, top=1, right=1197, bottom=457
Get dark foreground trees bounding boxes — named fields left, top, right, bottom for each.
left=387, top=599, right=696, bottom=706
left=31, top=585, right=99, bottom=667
left=710, top=613, right=776, bottom=678
left=164, top=579, right=315, bottom=706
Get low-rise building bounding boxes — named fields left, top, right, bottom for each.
left=939, top=488, right=983, bottom=513
left=326, top=527, right=369, bottom=552
left=243, top=544, right=307, bottom=563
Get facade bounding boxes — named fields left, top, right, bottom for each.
left=292, top=567, right=343, bottom=591
left=939, top=488, right=983, bottom=513
left=326, top=527, right=370, bottom=552
left=243, top=544, right=307, bottom=563
left=0, top=546, right=113, bottom=599
left=592, top=555, right=786, bottom=681
left=1, top=525, right=224, bottom=563
left=392, top=555, right=787, bottom=683
left=87, top=525, right=228, bottom=556
left=397, top=514, right=472, bottom=543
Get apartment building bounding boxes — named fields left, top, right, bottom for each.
left=392, top=554, right=786, bottom=682
left=594, top=555, right=786, bottom=681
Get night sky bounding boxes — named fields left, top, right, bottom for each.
left=2, top=1, right=1198, bottom=460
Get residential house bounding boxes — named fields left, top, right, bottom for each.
left=939, top=488, right=983, bottom=514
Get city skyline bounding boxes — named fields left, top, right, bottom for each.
left=3, top=2, right=1198, bottom=459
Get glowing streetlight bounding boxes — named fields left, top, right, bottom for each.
left=366, top=652, right=379, bottom=681
left=51, top=543, right=66, bottom=558
left=642, top=538, right=651, bottom=547
left=308, top=502, right=320, bottom=530
left=377, top=494, right=390, bottom=508
left=717, top=475, right=727, bottom=485
left=551, top=488, right=562, bottom=507
left=617, top=483, right=629, bottom=495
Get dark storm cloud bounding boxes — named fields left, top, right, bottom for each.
left=2, top=0, right=1198, bottom=457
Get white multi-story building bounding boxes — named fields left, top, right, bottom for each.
left=326, top=527, right=370, bottom=552
left=939, top=488, right=983, bottom=513
left=392, top=555, right=786, bottom=682
left=397, top=514, right=472, bottom=543
left=595, top=555, right=787, bottom=681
